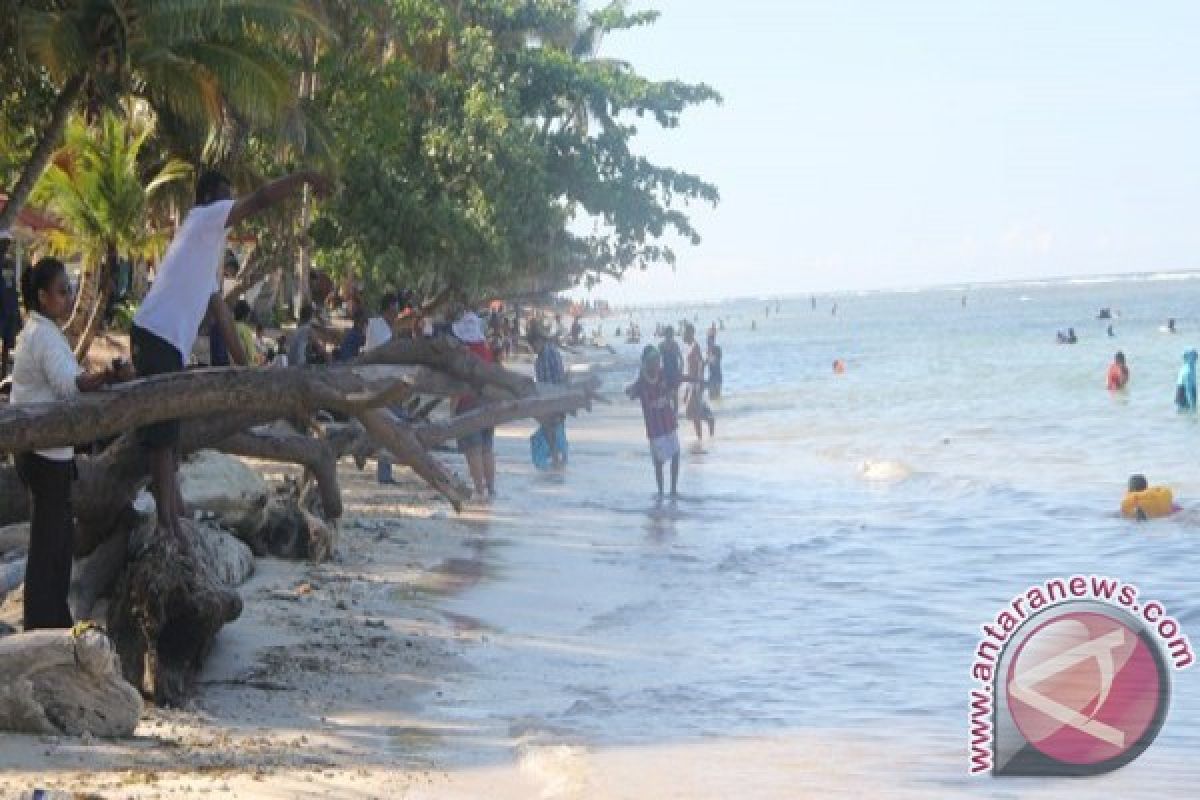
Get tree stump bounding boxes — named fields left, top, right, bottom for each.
left=106, top=521, right=242, bottom=707
left=0, top=626, right=142, bottom=737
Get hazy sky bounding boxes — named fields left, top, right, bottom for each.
left=573, top=1, right=1200, bottom=305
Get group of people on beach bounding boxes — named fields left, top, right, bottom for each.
left=626, top=320, right=721, bottom=498
left=1, top=162, right=595, bottom=630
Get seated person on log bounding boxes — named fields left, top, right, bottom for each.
left=130, top=168, right=331, bottom=548
left=10, top=257, right=135, bottom=630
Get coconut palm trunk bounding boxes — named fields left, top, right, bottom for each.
left=71, top=243, right=117, bottom=360
left=0, top=75, right=87, bottom=232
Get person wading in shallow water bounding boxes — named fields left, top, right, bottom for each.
left=130, top=168, right=331, bottom=548
left=659, top=325, right=683, bottom=413
left=627, top=345, right=681, bottom=499
left=681, top=322, right=715, bottom=442
left=1106, top=351, right=1129, bottom=390
left=10, top=257, right=135, bottom=629
left=530, top=322, right=569, bottom=469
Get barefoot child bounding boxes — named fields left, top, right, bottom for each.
left=627, top=345, right=680, bottom=497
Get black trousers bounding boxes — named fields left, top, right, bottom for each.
left=15, top=453, right=76, bottom=630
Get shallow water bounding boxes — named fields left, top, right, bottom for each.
left=420, top=275, right=1200, bottom=795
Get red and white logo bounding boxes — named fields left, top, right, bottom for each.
left=1006, top=611, right=1163, bottom=767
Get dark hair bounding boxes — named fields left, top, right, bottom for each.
left=352, top=309, right=368, bottom=327
left=195, top=169, right=232, bottom=206
left=1115, top=351, right=1126, bottom=364
left=233, top=299, right=252, bottom=322
left=380, top=292, right=399, bottom=313
left=1129, top=474, right=1148, bottom=492
left=20, top=256, right=67, bottom=315
left=298, top=304, right=314, bottom=324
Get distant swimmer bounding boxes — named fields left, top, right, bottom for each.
left=810, top=295, right=816, bottom=310
left=832, top=359, right=846, bottom=374
left=1107, top=324, right=1115, bottom=337
left=1097, top=307, right=1112, bottom=320
left=1106, top=351, right=1129, bottom=390
left=962, top=294, right=967, bottom=308
left=1162, top=318, right=1178, bottom=334
left=1056, top=327, right=1077, bottom=344
left=751, top=320, right=757, bottom=331
left=1121, top=474, right=1179, bottom=520
left=831, top=303, right=838, bottom=316
left=1177, top=350, right=1198, bottom=411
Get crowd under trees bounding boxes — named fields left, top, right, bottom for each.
left=0, top=0, right=717, bottom=714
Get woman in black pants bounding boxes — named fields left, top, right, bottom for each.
left=8, top=257, right=132, bottom=629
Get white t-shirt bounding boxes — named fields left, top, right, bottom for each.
left=10, top=312, right=83, bottom=460
left=134, top=199, right=235, bottom=357
left=365, top=317, right=393, bottom=351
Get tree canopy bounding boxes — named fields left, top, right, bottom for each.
left=2, top=0, right=719, bottom=306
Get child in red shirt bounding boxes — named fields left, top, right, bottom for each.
left=626, top=345, right=680, bottom=498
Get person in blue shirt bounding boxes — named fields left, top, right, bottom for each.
left=530, top=323, right=568, bottom=469
left=1176, top=350, right=1197, bottom=411
left=335, top=310, right=368, bottom=362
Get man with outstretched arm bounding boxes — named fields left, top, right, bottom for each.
left=130, top=169, right=331, bottom=546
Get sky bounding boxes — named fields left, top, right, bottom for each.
left=570, top=1, right=1200, bottom=305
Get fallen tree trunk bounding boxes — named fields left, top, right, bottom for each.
left=106, top=519, right=242, bottom=707
left=217, top=428, right=344, bottom=520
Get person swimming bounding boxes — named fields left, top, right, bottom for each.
left=1121, top=474, right=1178, bottom=520
left=1176, top=349, right=1198, bottom=411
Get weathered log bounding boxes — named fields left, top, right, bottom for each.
left=69, top=524, right=131, bottom=621
left=354, top=336, right=535, bottom=398
left=358, top=408, right=469, bottom=508
left=0, top=366, right=413, bottom=454
left=106, top=519, right=242, bottom=707
left=255, top=500, right=334, bottom=561
left=218, top=428, right=343, bottom=520
left=415, top=380, right=599, bottom=449
left=0, top=627, right=143, bottom=737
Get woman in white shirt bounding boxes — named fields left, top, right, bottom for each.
left=10, top=257, right=132, bottom=629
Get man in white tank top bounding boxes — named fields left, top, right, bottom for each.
left=131, top=168, right=331, bottom=546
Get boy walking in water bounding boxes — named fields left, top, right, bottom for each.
left=627, top=345, right=680, bottom=498
left=131, top=168, right=329, bottom=546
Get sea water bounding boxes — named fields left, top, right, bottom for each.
left=423, top=274, right=1200, bottom=794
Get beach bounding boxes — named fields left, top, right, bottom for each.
left=4, top=278, right=1200, bottom=797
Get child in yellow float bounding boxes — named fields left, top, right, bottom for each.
left=1121, top=474, right=1180, bottom=520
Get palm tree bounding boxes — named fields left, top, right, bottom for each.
left=0, top=0, right=330, bottom=233
left=33, top=108, right=191, bottom=359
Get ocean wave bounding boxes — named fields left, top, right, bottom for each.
left=858, top=459, right=914, bottom=482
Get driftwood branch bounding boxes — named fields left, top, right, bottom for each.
left=218, top=428, right=343, bottom=519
